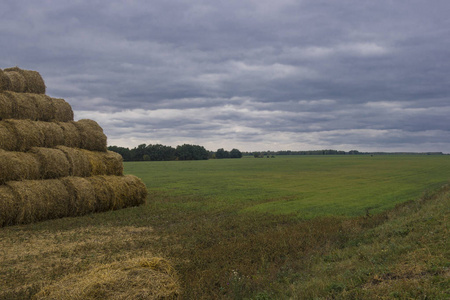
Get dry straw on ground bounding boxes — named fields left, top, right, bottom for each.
left=34, top=257, right=180, bottom=300
left=3, top=67, right=46, bottom=94
left=0, top=149, right=40, bottom=184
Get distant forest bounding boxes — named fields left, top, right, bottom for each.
left=108, top=144, right=242, bottom=161
left=108, top=144, right=444, bottom=161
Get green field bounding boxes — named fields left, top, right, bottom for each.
left=1, top=155, right=449, bottom=299
left=126, top=155, right=450, bottom=217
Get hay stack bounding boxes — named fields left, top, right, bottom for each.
left=34, top=257, right=181, bottom=300
left=2, top=67, right=46, bottom=94
left=0, top=149, right=40, bottom=184
left=0, top=91, right=73, bottom=121
left=0, top=66, right=147, bottom=227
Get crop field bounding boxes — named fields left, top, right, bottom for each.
left=1, top=155, right=449, bottom=299
left=127, top=155, right=450, bottom=217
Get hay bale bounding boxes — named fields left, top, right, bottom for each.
left=34, top=257, right=181, bottom=300
left=0, top=149, right=40, bottom=184
left=34, top=121, right=65, bottom=148
left=0, top=122, right=17, bottom=151
left=81, top=149, right=123, bottom=176
left=56, top=146, right=91, bottom=177
left=9, top=92, right=39, bottom=120
left=29, top=147, right=70, bottom=179
left=4, top=67, right=46, bottom=94
left=0, top=185, right=18, bottom=227
left=52, top=97, right=74, bottom=122
left=3, top=70, right=26, bottom=93
left=0, top=69, right=12, bottom=91
left=60, top=177, right=96, bottom=216
left=2, top=119, right=44, bottom=151
left=6, top=179, right=71, bottom=224
left=86, top=175, right=147, bottom=212
left=58, top=122, right=81, bottom=148
left=0, top=92, right=15, bottom=120
left=72, top=119, right=107, bottom=152
left=85, top=176, right=116, bottom=211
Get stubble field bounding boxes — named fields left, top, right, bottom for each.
left=1, top=155, right=449, bottom=299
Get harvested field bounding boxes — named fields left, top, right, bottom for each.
left=34, top=257, right=180, bottom=300
left=3, top=67, right=46, bottom=94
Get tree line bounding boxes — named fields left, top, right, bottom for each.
left=108, top=144, right=242, bottom=161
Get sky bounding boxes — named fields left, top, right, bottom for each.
left=1, top=0, right=449, bottom=153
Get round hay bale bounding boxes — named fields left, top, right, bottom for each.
left=33, top=94, right=56, bottom=121
left=4, top=70, right=26, bottom=93
left=0, top=149, right=40, bottom=184
left=0, top=185, right=18, bottom=227
left=4, top=67, right=46, bottom=94
left=0, top=121, right=17, bottom=151
left=123, top=174, right=148, bottom=206
left=0, top=69, right=12, bottom=91
left=9, top=92, right=39, bottom=120
left=0, top=92, right=16, bottom=120
left=58, top=122, right=81, bottom=148
left=34, top=121, right=65, bottom=148
left=52, top=97, right=74, bottom=122
left=60, top=177, right=96, bottom=216
left=73, top=119, right=107, bottom=152
left=34, top=257, right=181, bottom=300
left=85, top=176, right=116, bottom=211
left=29, top=147, right=70, bottom=179
left=3, top=119, right=44, bottom=151
left=103, top=151, right=124, bottom=176
left=56, top=146, right=91, bottom=177
left=6, top=179, right=71, bottom=224
left=81, top=149, right=107, bottom=175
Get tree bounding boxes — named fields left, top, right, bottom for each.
left=215, top=148, right=229, bottom=159
left=230, top=148, right=242, bottom=158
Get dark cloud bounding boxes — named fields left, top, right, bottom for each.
left=1, top=0, right=449, bottom=152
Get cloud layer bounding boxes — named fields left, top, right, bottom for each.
left=1, top=0, right=449, bottom=152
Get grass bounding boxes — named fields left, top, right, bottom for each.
left=0, top=155, right=449, bottom=299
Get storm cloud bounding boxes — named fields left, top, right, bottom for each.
left=1, top=0, right=449, bottom=152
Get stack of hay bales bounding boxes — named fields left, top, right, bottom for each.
left=0, top=67, right=147, bottom=227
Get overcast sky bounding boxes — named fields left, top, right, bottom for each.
left=1, top=0, right=449, bottom=152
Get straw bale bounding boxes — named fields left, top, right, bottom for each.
left=0, top=92, right=15, bottom=119
left=2, top=119, right=44, bottom=151
left=0, top=149, right=40, bottom=184
left=4, top=67, right=46, bottom=94
left=52, top=97, right=74, bottom=122
left=4, top=70, right=26, bottom=93
left=34, top=121, right=65, bottom=148
left=81, top=149, right=123, bottom=176
left=60, top=177, right=96, bottom=216
left=58, top=122, right=81, bottom=148
left=86, top=176, right=116, bottom=211
left=0, top=185, right=18, bottom=227
left=6, top=179, right=71, bottom=224
left=0, top=69, right=12, bottom=91
left=122, top=174, right=148, bottom=207
left=34, top=257, right=180, bottom=300
left=0, top=122, right=17, bottom=151
left=29, top=147, right=70, bottom=179
left=72, top=119, right=107, bottom=152
left=56, top=146, right=91, bottom=177
left=9, top=91, right=40, bottom=120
